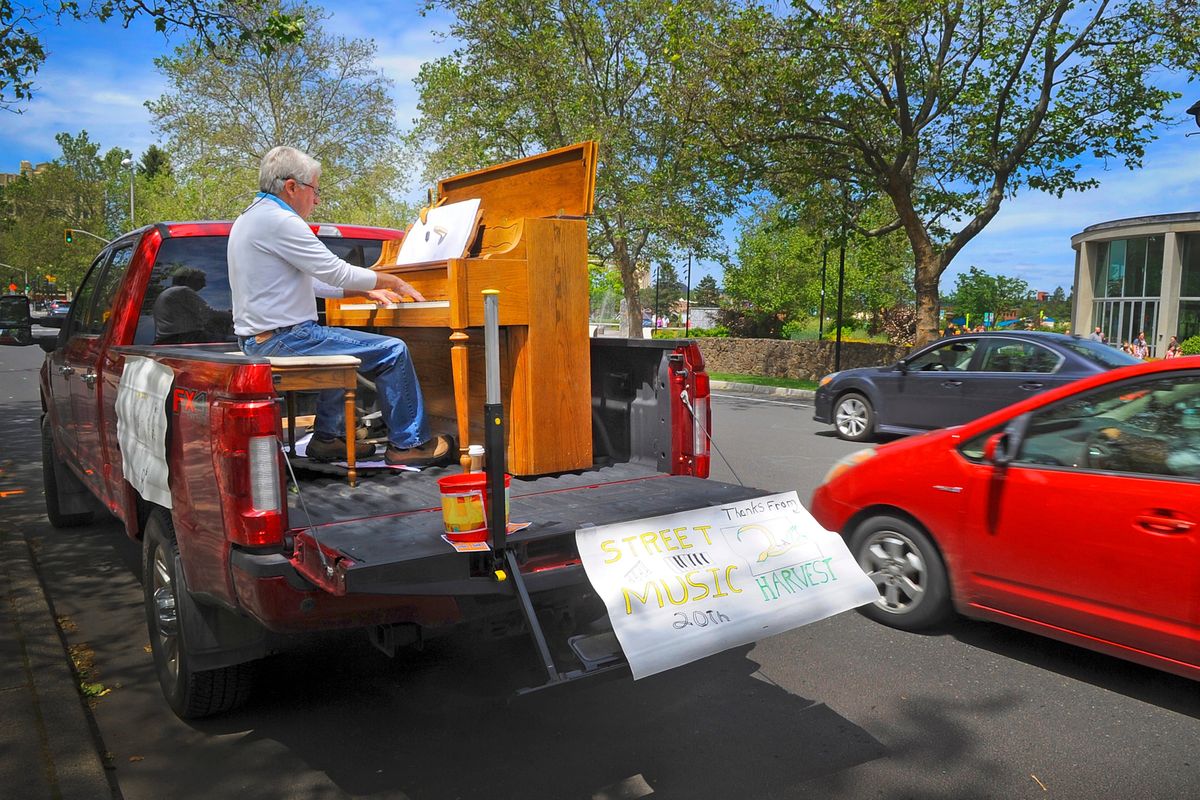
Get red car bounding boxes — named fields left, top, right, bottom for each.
left=811, top=356, right=1200, bottom=682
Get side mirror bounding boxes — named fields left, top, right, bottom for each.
left=897, top=358, right=909, bottom=373
left=983, top=432, right=1011, bottom=466
left=984, top=413, right=1031, bottom=467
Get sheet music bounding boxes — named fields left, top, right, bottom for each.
left=395, top=198, right=482, bottom=264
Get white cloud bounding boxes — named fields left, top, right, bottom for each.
left=949, top=132, right=1200, bottom=292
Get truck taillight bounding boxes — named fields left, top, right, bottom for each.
left=689, top=370, right=711, bottom=478
left=248, top=435, right=281, bottom=512
left=213, top=400, right=286, bottom=548
left=692, top=394, right=710, bottom=456
left=670, top=343, right=711, bottom=479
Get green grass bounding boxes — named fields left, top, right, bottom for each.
left=709, top=372, right=818, bottom=391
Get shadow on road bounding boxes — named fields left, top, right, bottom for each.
left=947, top=617, right=1200, bottom=720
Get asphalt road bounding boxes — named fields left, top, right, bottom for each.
left=2, top=342, right=1197, bottom=800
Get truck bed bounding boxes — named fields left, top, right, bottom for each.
left=285, top=461, right=765, bottom=596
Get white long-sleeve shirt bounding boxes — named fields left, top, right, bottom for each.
left=228, top=192, right=379, bottom=336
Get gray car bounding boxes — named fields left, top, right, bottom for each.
left=813, top=331, right=1141, bottom=441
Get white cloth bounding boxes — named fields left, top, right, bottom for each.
left=228, top=193, right=379, bottom=336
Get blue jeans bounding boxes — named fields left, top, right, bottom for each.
left=240, top=321, right=430, bottom=449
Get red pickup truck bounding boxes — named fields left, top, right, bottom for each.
left=21, top=220, right=759, bottom=718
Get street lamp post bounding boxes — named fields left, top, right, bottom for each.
left=120, top=156, right=135, bottom=226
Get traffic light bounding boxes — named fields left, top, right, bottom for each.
left=45, top=274, right=56, bottom=284
left=64, top=228, right=73, bottom=245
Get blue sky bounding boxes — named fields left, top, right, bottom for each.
left=2, top=4, right=1197, bottom=294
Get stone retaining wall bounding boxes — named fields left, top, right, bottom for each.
left=696, top=338, right=908, bottom=381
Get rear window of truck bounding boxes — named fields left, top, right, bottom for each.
left=133, top=235, right=386, bottom=346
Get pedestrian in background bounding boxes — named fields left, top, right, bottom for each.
left=1133, top=331, right=1150, bottom=359
left=1165, top=335, right=1182, bottom=359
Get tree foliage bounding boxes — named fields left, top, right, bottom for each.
left=693, top=274, right=721, bottom=306
left=138, top=144, right=172, bottom=178
left=0, top=1, right=305, bottom=112
left=706, top=0, right=1196, bottom=345
left=411, top=0, right=737, bottom=334
left=0, top=131, right=131, bottom=291
left=948, top=266, right=1030, bottom=319
left=722, top=202, right=914, bottom=339
left=145, top=0, right=411, bottom=226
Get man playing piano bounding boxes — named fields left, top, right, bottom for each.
left=229, top=145, right=454, bottom=467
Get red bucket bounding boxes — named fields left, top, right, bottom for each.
left=436, top=472, right=511, bottom=542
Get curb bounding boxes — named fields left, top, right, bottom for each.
left=1, top=531, right=114, bottom=800
left=709, top=381, right=815, bottom=400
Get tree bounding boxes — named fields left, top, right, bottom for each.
left=145, top=0, right=411, bottom=226
left=693, top=275, right=721, bottom=306
left=723, top=205, right=824, bottom=335
left=139, top=145, right=172, bottom=178
left=722, top=201, right=913, bottom=338
left=1045, top=285, right=1072, bottom=322
left=949, top=266, right=1030, bottom=321
left=0, top=131, right=120, bottom=291
left=0, top=1, right=304, bottom=112
left=707, top=0, right=1197, bottom=345
left=410, top=0, right=737, bottom=335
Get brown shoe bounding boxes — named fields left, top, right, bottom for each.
left=384, top=434, right=455, bottom=467
left=307, top=435, right=376, bottom=462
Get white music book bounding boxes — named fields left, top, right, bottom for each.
left=395, top=198, right=483, bottom=264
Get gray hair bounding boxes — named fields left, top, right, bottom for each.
left=259, top=146, right=321, bottom=195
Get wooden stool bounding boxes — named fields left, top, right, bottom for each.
left=267, top=355, right=363, bottom=487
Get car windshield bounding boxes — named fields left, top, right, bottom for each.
left=1059, top=339, right=1141, bottom=368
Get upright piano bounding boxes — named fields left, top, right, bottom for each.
left=324, top=142, right=598, bottom=476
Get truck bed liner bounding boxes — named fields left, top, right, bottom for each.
left=287, top=462, right=766, bottom=596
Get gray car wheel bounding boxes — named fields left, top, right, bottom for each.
left=849, top=515, right=952, bottom=631
left=834, top=392, right=874, bottom=442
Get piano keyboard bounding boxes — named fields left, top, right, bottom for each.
left=339, top=301, right=452, bottom=311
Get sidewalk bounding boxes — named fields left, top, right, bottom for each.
left=710, top=380, right=815, bottom=401
left=0, top=528, right=115, bottom=800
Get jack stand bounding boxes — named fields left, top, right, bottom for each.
left=480, top=290, right=627, bottom=694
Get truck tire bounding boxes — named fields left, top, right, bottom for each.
left=142, top=508, right=254, bottom=718
left=41, top=418, right=94, bottom=528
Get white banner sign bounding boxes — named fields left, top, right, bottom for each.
left=576, top=491, right=878, bottom=679
left=116, top=356, right=174, bottom=509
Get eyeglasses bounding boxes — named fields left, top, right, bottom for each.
left=288, top=177, right=320, bottom=200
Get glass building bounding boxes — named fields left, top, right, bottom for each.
left=1072, top=213, right=1200, bottom=357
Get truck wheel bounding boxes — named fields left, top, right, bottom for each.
left=142, top=509, right=254, bottom=718
left=848, top=515, right=952, bottom=631
left=833, top=392, right=875, bottom=442
left=41, top=418, right=94, bottom=528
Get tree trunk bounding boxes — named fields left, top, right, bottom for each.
left=615, top=244, right=643, bottom=338
left=914, top=253, right=942, bottom=347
